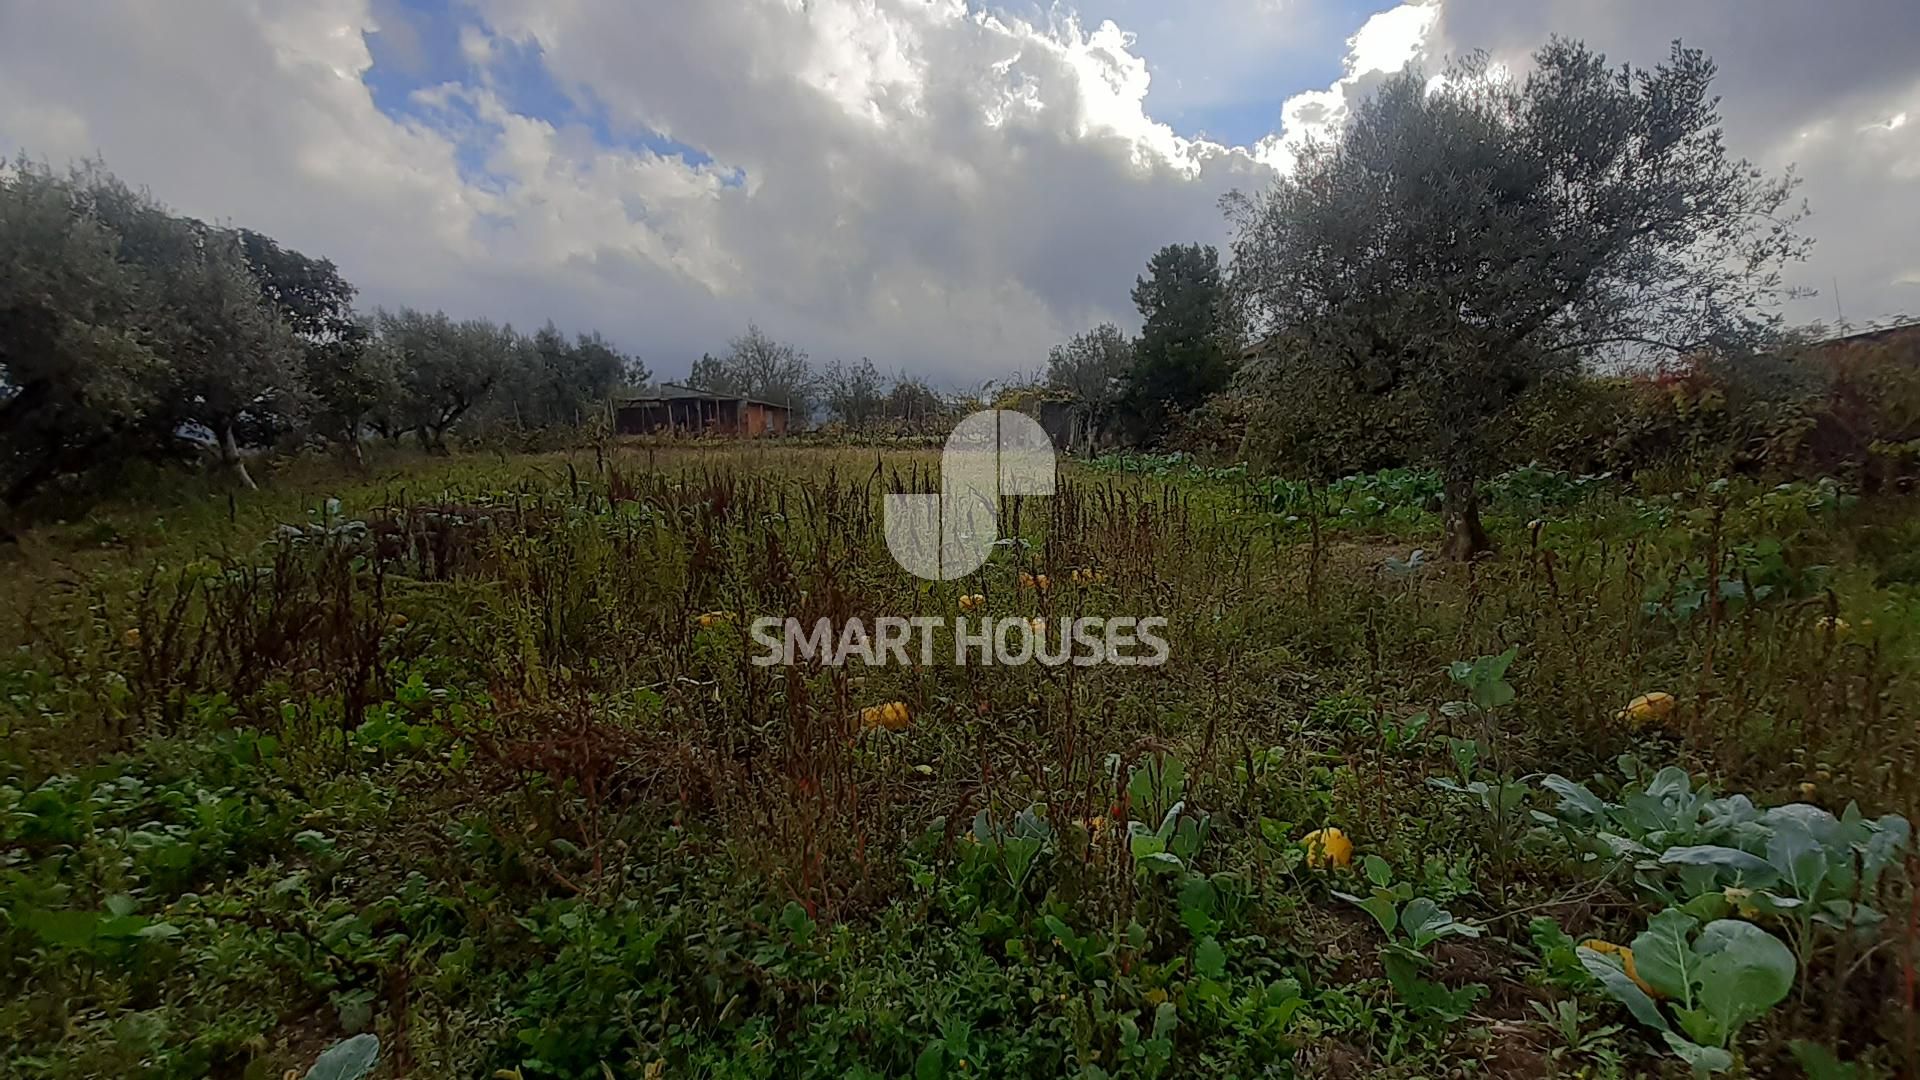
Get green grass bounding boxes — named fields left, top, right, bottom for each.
left=2, top=445, right=1917, bottom=1078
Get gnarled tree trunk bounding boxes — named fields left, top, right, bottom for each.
left=1441, top=466, right=1491, bottom=560
left=219, top=423, right=258, bottom=491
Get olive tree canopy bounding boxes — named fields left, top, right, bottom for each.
left=1, top=158, right=301, bottom=503
left=1226, top=39, right=1808, bottom=556
left=1046, top=323, right=1134, bottom=416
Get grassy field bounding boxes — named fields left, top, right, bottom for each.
left=3, top=443, right=1919, bottom=1078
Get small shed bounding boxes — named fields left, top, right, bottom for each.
left=614, top=384, right=793, bottom=437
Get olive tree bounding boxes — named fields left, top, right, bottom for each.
left=301, top=317, right=393, bottom=468
left=237, top=228, right=371, bottom=458
left=150, top=229, right=301, bottom=488
left=74, top=170, right=303, bottom=489
left=1, top=159, right=159, bottom=510
left=376, top=308, right=512, bottom=451
left=884, top=372, right=945, bottom=428
left=494, top=322, right=639, bottom=430
left=0, top=158, right=300, bottom=503
left=1226, top=39, right=1808, bottom=557
left=1046, top=323, right=1134, bottom=416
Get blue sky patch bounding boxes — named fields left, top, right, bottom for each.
left=362, top=0, right=730, bottom=187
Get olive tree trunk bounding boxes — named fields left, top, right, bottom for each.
left=1441, top=466, right=1490, bottom=560
left=219, top=423, right=258, bottom=491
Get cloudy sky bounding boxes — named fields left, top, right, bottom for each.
left=2, top=0, right=1916, bottom=386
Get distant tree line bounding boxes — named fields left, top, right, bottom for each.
left=0, top=157, right=647, bottom=512
left=685, top=324, right=958, bottom=431
left=1037, top=240, right=1240, bottom=450
left=0, top=154, right=994, bottom=518
left=5, top=32, right=1830, bottom=549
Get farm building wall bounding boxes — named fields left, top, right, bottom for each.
left=615, top=397, right=789, bottom=436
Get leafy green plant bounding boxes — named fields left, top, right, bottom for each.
left=1790, top=1039, right=1864, bottom=1080
left=1306, top=692, right=1372, bottom=734
left=1580, top=910, right=1795, bottom=1075
left=1335, top=857, right=1485, bottom=1023
left=1641, top=536, right=1833, bottom=623
left=971, top=804, right=1055, bottom=893
left=1537, top=761, right=1762, bottom=877
left=1662, top=803, right=1910, bottom=971
left=305, top=1034, right=379, bottom=1080
left=1529, top=998, right=1622, bottom=1062
left=1375, top=709, right=1431, bottom=754
left=1486, top=463, right=1615, bottom=510
left=1120, top=752, right=1214, bottom=886
left=1446, top=646, right=1518, bottom=713
left=1539, top=763, right=1911, bottom=971
left=1428, top=741, right=1530, bottom=887
left=1126, top=802, right=1211, bottom=877
left=1431, top=648, right=1530, bottom=900
left=1527, top=915, right=1596, bottom=990
left=946, top=803, right=1060, bottom=929
left=1125, top=752, right=1187, bottom=826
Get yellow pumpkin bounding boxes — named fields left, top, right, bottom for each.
left=1301, top=827, right=1354, bottom=869
left=1620, top=691, right=1676, bottom=729
left=1814, top=615, right=1850, bottom=639
left=121, top=627, right=142, bottom=648
left=861, top=701, right=910, bottom=732
left=1582, top=939, right=1661, bottom=998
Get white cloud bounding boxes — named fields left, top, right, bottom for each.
left=1, top=0, right=1279, bottom=382
left=447, top=0, right=1276, bottom=371
left=0, top=0, right=1915, bottom=388
left=1254, top=1, right=1439, bottom=170
left=1425, top=0, right=1920, bottom=326
left=458, top=24, right=495, bottom=67
left=1346, top=2, right=1439, bottom=74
